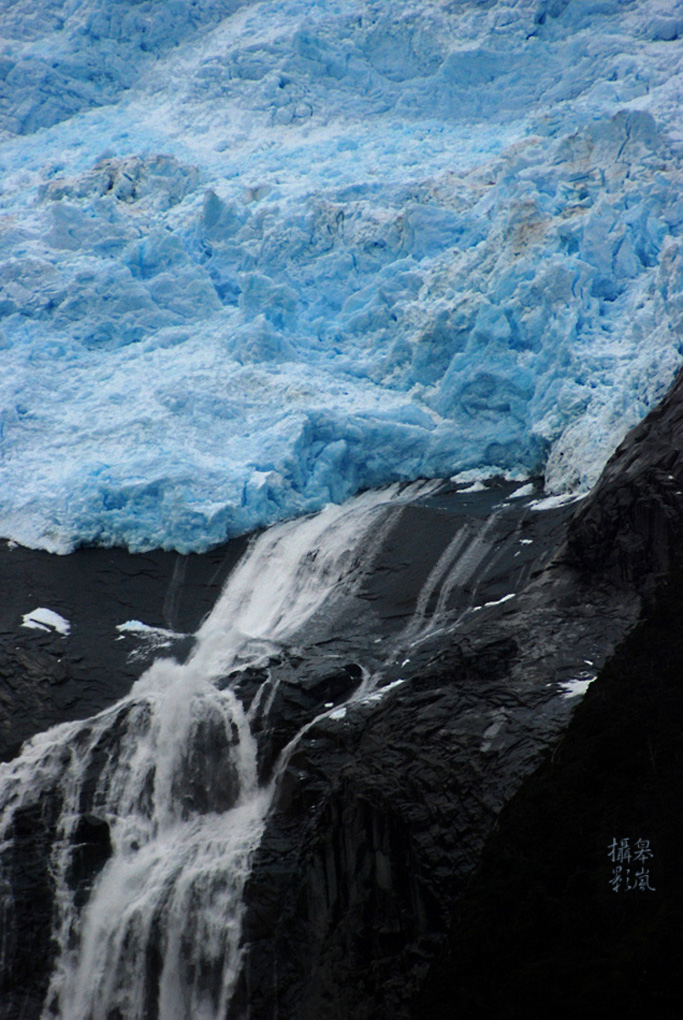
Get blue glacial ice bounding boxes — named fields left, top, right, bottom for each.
left=1, top=0, right=683, bottom=552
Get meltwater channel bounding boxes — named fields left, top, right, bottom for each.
left=0, top=479, right=569, bottom=1020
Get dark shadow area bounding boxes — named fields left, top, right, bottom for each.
left=415, top=563, right=683, bottom=1019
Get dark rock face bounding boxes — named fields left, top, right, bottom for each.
left=67, top=813, right=113, bottom=910
left=415, top=568, right=683, bottom=1019
left=0, top=787, right=64, bottom=1020
left=231, top=556, right=640, bottom=1016
left=567, top=366, right=683, bottom=587
left=232, top=371, right=683, bottom=1019
left=220, top=659, right=366, bottom=786
left=410, top=372, right=683, bottom=1018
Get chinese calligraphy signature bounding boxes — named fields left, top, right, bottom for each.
left=608, top=837, right=656, bottom=893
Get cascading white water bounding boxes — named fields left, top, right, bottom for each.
left=0, top=479, right=530, bottom=1020
left=0, top=486, right=409, bottom=1020
left=186, top=485, right=407, bottom=679
left=400, top=513, right=502, bottom=647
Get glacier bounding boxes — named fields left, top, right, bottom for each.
left=1, top=0, right=683, bottom=552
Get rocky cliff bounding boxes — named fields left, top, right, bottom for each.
left=231, top=368, right=683, bottom=1020
left=413, top=366, right=683, bottom=1019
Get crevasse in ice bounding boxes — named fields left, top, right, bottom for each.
left=1, top=0, right=683, bottom=552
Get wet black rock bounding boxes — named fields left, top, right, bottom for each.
left=67, top=813, right=113, bottom=909
left=231, top=373, right=683, bottom=1019
left=174, top=711, right=243, bottom=817
left=408, top=369, right=683, bottom=1019
left=0, top=538, right=248, bottom=761
left=415, top=565, right=683, bottom=1019
left=252, top=662, right=364, bottom=781
left=0, top=788, right=63, bottom=1020
left=230, top=557, right=639, bottom=1017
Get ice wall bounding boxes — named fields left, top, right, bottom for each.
left=1, top=0, right=683, bottom=552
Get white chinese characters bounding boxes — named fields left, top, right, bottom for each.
left=608, top=838, right=656, bottom=893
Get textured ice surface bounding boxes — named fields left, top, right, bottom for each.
left=2, top=0, right=683, bottom=551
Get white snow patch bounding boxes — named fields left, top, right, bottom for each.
left=561, top=675, right=597, bottom=699
left=22, top=608, right=71, bottom=636
left=480, top=709, right=507, bottom=752
left=357, top=677, right=407, bottom=706
left=530, top=493, right=587, bottom=513
left=116, top=620, right=185, bottom=648
left=509, top=483, right=535, bottom=499
left=472, top=593, right=516, bottom=612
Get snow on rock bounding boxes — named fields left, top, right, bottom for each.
left=116, top=619, right=186, bottom=653
left=21, top=607, right=71, bottom=635
left=560, top=675, right=597, bottom=699
left=531, top=492, right=586, bottom=512
left=472, top=593, right=517, bottom=612
left=1, top=0, right=683, bottom=552
left=509, top=483, right=535, bottom=499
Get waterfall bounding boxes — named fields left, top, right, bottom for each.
left=0, top=480, right=538, bottom=1020
left=0, top=486, right=410, bottom=1020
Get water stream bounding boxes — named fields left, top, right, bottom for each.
left=0, top=480, right=547, bottom=1020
